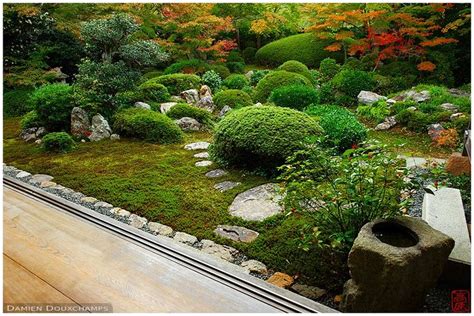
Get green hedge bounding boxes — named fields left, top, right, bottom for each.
left=255, top=33, right=343, bottom=67
left=222, top=74, right=249, bottom=90
left=3, top=88, right=33, bottom=118
left=150, top=74, right=201, bottom=95
left=269, top=85, right=319, bottom=111
left=163, top=59, right=210, bottom=75
left=254, top=70, right=312, bottom=102
left=210, top=106, right=322, bottom=171
left=213, top=89, right=253, bottom=110
left=306, top=104, right=367, bottom=151
left=278, top=60, right=314, bottom=83
left=42, top=132, right=75, bottom=153
left=113, top=108, right=183, bottom=143
left=166, top=103, right=212, bottom=125
left=138, top=81, right=170, bottom=102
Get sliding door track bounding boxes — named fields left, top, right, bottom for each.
left=4, top=176, right=336, bottom=313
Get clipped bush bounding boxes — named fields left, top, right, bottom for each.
left=242, top=47, right=257, bottom=63
left=278, top=60, right=314, bottom=83
left=151, top=74, right=201, bottom=95
left=113, top=90, right=142, bottom=110
left=250, top=69, right=270, bottom=86
left=4, top=88, right=33, bottom=118
left=166, top=103, right=212, bottom=125
left=138, top=81, right=170, bottom=102
left=20, top=110, right=42, bottom=130
left=42, top=132, right=75, bottom=153
left=226, top=62, right=245, bottom=74
left=254, top=70, right=312, bottom=102
left=113, top=108, right=183, bottom=143
left=222, top=74, right=249, bottom=90
left=142, top=71, right=162, bottom=80
left=213, top=89, right=253, bottom=110
left=306, top=105, right=367, bottom=151
left=202, top=70, right=222, bottom=92
left=269, top=85, right=319, bottom=111
left=209, top=64, right=231, bottom=79
left=29, top=83, right=75, bottom=132
left=255, top=33, right=343, bottom=67
left=163, top=59, right=209, bottom=75
left=210, top=106, right=322, bottom=170
left=319, top=58, right=340, bottom=82
left=332, top=69, right=375, bottom=104
left=226, top=51, right=244, bottom=63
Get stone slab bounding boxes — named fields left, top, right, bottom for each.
left=214, top=225, right=259, bottom=243
left=214, top=181, right=241, bottom=192
left=422, top=187, right=471, bottom=264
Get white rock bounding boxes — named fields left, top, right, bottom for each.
left=94, top=201, right=113, bottom=209
left=205, top=169, right=227, bottom=178
left=357, top=91, right=387, bottom=105
left=440, top=103, right=458, bottom=112
left=185, top=142, right=210, bottom=150
left=80, top=196, right=98, bottom=204
left=195, top=160, right=213, bottom=167
left=194, top=152, right=209, bottom=159
left=148, top=222, right=173, bottom=237
left=241, top=260, right=268, bottom=275
left=129, top=214, right=148, bottom=229
left=16, top=171, right=31, bottom=179
left=30, top=174, right=54, bottom=184
left=134, top=102, right=151, bottom=110
left=180, top=89, right=199, bottom=104
left=109, top=207, right=131, bottom=218
left=160, top=102, right=177, bottom=114
left=175, top=117, right=201, bottom=132
left=110, top=134, right=120, bottom=140
left=214, top=181, right=241, bottom=192
left=88, top=114, right=112, bottom=141
left=40, top=181, right=57, bottom=188
left=173, top=232, right=198, bottom=246
left=200, top=239, right=238, bottom=262
left=450, top=113, right=465, bottom=121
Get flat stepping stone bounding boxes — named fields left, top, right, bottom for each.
left=228, top=183, right=284, bottom=221
left=214, top=225, right=259, bottom=243
left=422, top=187, right=471, bottom=264
left=184, top=142, right=210, bottom=150
left=195, top=160, right=212, bottom=167
left=398, top=155, right=446, bottom=169
left=214, top=181, right=241, bottom=192
left=194, top=152, right=209, bottom=159
left=30, top=174, right=54, bottom=184
left=205, top=169, right=227, bottom=178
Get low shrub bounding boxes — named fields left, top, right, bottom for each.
left=4, top=88, right=33, bottom=118
left=20, top=110, right=42, bottom=129
left=226, top=51, right=244, bottom=63
left=319, top=82, right=336, bottom=104
left=242, top=47, right=258, bottom=63
left=201, top=70, right=222, bottom=92
left=150, top=74, right=201, bottom=95
left=254, top=71, right=312, bottom=102
left=390, top=100, right=418, bottom=115
left=29, top=83, right=75, bottom=132
left=306, top=105, right=367, bottom=151
left=222, top=74, right=249, bottom=90
left=269, top=85, right=319, bottom=111
left=213, top=89, right=253, bottom=110
left=357, top=100, right=390, bottom=123
left=142, top=71, right=162, bottom=80
left=250, top=69, right=270, bottom=86
left=319, top=58, right=341, bottom=83
left=210, top=106, right=322, bottom=171
left=42, top=132, right=76, bottom=153
left=209, top=64, right=231, bottom=79
left=166, top=103, right=213, bottom=125
left=138, top=81, right=170, bottom=102
left=226, top=62, right=245, bottom=74
left=113, top=108, right=183, bottom=143
left=444, top=115, right=471, bottom=135
left=113, top=90, right=143, bottom=110
left=394, top=110, right=431, bottom=132
left=163, top=59, right=209, bottom=75
left=331, top=69, right=375, bottom=105
left=255, top=33, right=343, bottom=67
left=278, top=60, right=314, bottom=83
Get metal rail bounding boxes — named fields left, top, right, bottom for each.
left=4, top=176, right=336, bottom=313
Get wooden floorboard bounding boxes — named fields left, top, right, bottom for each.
left=3, top=187, right=280, bottom=313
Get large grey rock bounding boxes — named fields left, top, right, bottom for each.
left=89, top=114, right=112, bottom=141
left=30, top=174, right=54, bottom=184
left=340, top=217, right=454, bottom=312
left=175, top=117, right=201, bottom=131
left=160, top=102, right=177, bottom=114
left=241, top=260, right=267, bottom=275
left=196, top=96, right=215, bottom=112
left=148, top=222, right=173, bottom=237
left=374, top=116, right=397, bottom=131
left=357, top=91, right=386, bottom=105
left=129, top=214, right=148, bottom=229
left=199, top=85, right=212, bottom=98
left=173, top=232, right=198, bottom=246
left=20, top=127, right=45, bottom=142
left=205, top=169, right=227, bottom=178
left=184, top=142, right=210, bottom=150
left=200, top=239, right=238, bottom=262
left=214, top=225, right=259, bottom=243
left=228, top=183, right=284, bottom=221
left=422, top=187, right=470, bottom=264
left=71, top=107, right=91, bottom=138
left=427, top=123, right=445, bottom=141
left=291, top=284, right=327, bottom=300
left=180, top=89, right=199, bottom=104
left=214, top=181, right=241, bottom=192
left=134, top=102, right=151, bottom=110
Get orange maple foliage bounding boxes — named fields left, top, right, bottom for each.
left=417, top=61, right=437, bottom=72
left=325, top=42, right=342, bottom=52
left=434, top=129, right=459, bottom=148
left=420, top=37, right=458, bottom=47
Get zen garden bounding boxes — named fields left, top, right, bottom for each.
left=2, top=3, right=471, bottom=313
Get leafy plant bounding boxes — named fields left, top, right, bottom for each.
left=164, top=59, right=210, bottom=75
left=331, top=69, right=375, bottom=105
left=250, top=69, right=270, bottom=86
left=201, top=70, right=222, bottom=92
left=213, top=89, right=253, bottom=110
left=226, top=61, right=245, bottom=74
left=138, top=81, right=170, bottom=103
left=150, top=74, right=201, bottom=95
left=278, top=60, right=314, bottom=83
left=222, top=74, right=249, bottom=90
left=319, top=58, right=341, bottom=82
left=254, top=70, right=312, bottom=102
left=20, top=110, right=42, bottom=129
left=269, top=85, right=319, bottom=111
left=42, top=132, right=76, bottom=153
left=166, top=103, right=213, bottom=126
left=3, top=88, right=34, bottom=117
left=357, top=100, right=390, bottom=123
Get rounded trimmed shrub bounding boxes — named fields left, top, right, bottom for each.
left=278, top=60, right=314, bottom=83
left=254, top=70, right=312, bottom=102
left=142, top=71, right=162, bottom=80
left=29, top=83, right=75, bottom=132
left=306, top=104, right=367, bottom=151
left=210, top=106, right=322, bottom=170
left=202, top=70, right=222, bottom=92
left=113, top=108, right=183, bottom=143
left=20, top=110, right=42, bottom=130
left=151, top=74, right=201, bottom=95
left=138, top=81, right=170, bottom=102
left=319, top=58, right=340, bottom=82
left=269, top=85, right=319, bottom=111
left=222, top=74, right=249, bottom=90
left=209, top=64, right=231, bottom=79
left=163, top=59, right=209, bottom=75
left=255, top=33, right=343, bottom=67
left=42, top=132, right=75, bottom=153
left=331, top=69, right=375, bottom=100
left=213, top=89, right=253, bottom=110
left=166, top=103, right=212, bottom=125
